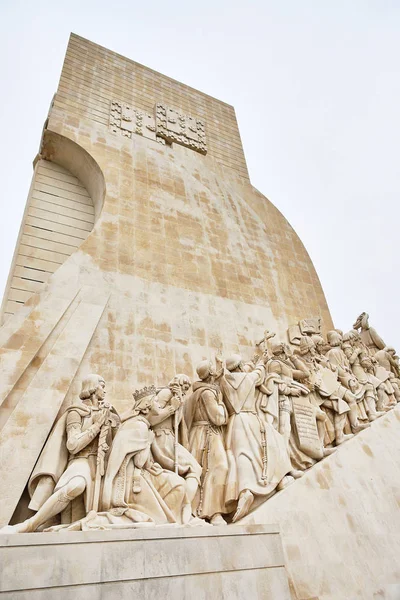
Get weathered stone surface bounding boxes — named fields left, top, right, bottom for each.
left=0, top=525, right=291, bottom=599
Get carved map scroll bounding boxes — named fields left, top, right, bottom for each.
left=155, top=104, right=207, bottom=154
left=109, top=101, right=157, bottom=142
left=292, top=398, right=324, bottom=460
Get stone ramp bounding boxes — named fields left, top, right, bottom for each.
left=242, top=405, right=400, bottom=600
left=0, top=524, right=291, bottom=600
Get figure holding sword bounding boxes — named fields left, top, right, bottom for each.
left=3, top=374, right=120, bottom=533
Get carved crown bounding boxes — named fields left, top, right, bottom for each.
left=132, top=385, right=157, bottom=401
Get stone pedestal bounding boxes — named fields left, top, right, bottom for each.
left=243, top=406, right=400, bottom=600
left=0, top=524, right=291, bottom=599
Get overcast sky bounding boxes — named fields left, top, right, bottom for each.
left=0, top=1, right=399, bottom=345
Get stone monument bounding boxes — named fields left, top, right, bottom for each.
left=0, top=34, right=399, bottom=600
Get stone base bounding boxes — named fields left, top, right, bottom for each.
left=242, top=406, right=400, bottom=600
left=0, top=524, right=291, bottom=599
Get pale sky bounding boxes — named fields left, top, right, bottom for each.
left=0, top=1, right=399, bottom=344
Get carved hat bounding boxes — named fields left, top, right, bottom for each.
left=132, top=385, right=156, bottom=413
left=225, top=354, right=242, bottom=371
left=196, top=360, right=213, bottom=380
left=271, top=342, right=285, bottom=356
left=299, top=336, right=315, bottom=355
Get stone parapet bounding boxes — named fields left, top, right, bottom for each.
left=0, top=524, right=291, bottom=599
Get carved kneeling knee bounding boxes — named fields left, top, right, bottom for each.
left=60, top=476, right=86, bottom=501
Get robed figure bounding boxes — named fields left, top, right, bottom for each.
left=219, top=354, right=291, bottom=523
left=186, top=359, right=229, bottom=525
left=98, top=385, right=192, bottom=527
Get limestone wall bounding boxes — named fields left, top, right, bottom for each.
left=57, top=33, right=250, bottom=180
left=37, top=131, right=333, bottom=411
left=242, top=405, right=400, bottom=600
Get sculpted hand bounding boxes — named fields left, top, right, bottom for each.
left=283, top=343, right=293, bottom=357
left=215, top=348, right=224, bottom=366
left=93, top=408, right=109, bottom=427
left=262, top=350, right=269, bottom=364
left=99, top=400, right=113, bottom=410
left=170, top=394, right=182, bottom=412
left=349, top=379, right=357, bottom=392
left=291, top=388, right=301, bottom=397
left=169, top=382, right=181, bottom=396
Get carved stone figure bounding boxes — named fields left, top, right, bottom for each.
left=100, top=385, right=193, bottom=526
left=265, top=342, right=333, bottom=474
left=298, top=335, right=368, bottom=441
left=375, top=347, right=400, bottom=403
left=220, top=352, right=292, bottom=522
left=2, top=375, right=120, bottom=533
left=266, top=343, right=310, bottom=456
left=328, top=330, right=380, bottom=422
left=186, top=359, right=229, bottom=525
left=353, top=312, right=386, bottom=355
left=375, top=346, right=400, bottom=377
left=147, top=374, right=202, bottom=517
left=363, top=355, right=396, bottom=411
left=343, top=330, right=391, bottom=414
left=48, top=385, right=194, bottom=530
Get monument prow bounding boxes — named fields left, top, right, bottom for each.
left=243, top=405, right=400, bottom=600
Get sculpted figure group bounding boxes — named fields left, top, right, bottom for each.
left=3, top=312, right=399, bottom=533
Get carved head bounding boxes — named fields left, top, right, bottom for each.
left=312, top=335, right=325, bottom=353
left=225, top=354, right=243, bottom=372
left=271, top=343, right=287, bottom=360
left=169, top=374, right=191, bottom=395
left=353, top=312, right=369, bottom=330
left=343, top=330, right=361, bottom=345
left=79, top=374, right=106, bottom=402
left=196, top=360, right=214, bottom=381
left=327, top=330, right=342, bottom=347
left=385, top=346, right=396, bottom=356
left=299, top=336, right=315, bottom=357
left=132, top=385, right=157, bottom=416
left=360, top=356, right=374, bottom=373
